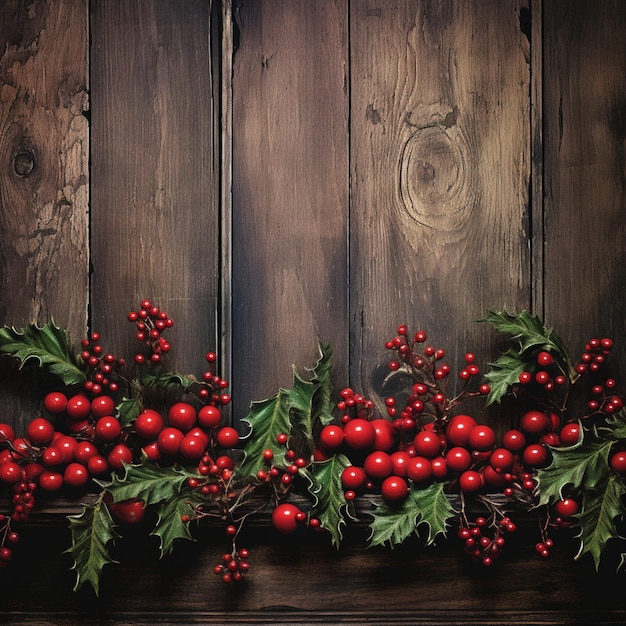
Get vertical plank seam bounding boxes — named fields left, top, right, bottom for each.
left=530, top=0, right=544, bottom=318
left=220, top=0, right=234, bottom=421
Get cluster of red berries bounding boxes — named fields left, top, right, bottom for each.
left=80, top=331, right=124, bottom=395
left=127, top=299, right=174, bottom=365
left=458, top=515, right=516, bottom=567
left=213, top=547, right=250, bottom=584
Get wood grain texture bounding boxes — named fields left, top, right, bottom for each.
left=349, top=0, right=532, bottom=424
left=231, top=0, right=349, bottom=417
left=0, top=0, right=89, bottom=336
left=543, top=0, right=626, bottom=377
left=89, top=0, right=218, bottom=377
left=0, top=0, right=89, bottom=433
left=1, top=519, right=626, bottom=623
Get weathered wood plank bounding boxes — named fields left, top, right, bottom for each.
left=349, top=0, right=532, bottom=428
left=89, top=0, right=218, bottom=377
left=1, top=519, right=626, bottom=621
left=543, top=0, right=626, bottom=376
left=231, top=0, right=350, bottom=417
left=0, top=0, right=89, bottom=337
left=0, top=0, right=89, bottom=431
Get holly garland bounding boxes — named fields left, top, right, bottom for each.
left=0, top=302, right=625, bottom=595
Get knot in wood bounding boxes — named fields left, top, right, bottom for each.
left=13, top=150, right=35, bottom=177
left=399, top=125, right=473, bottom=229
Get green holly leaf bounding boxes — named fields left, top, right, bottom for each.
left=151, top=495, right=201, bottom=557
left=537, top=437, right=613, bottom=506
left=66, top=496, right=120, bottom=595
left=482, top=349, right=528, bottom=405
left=237, top=372, right=318, bottom=480
left=576, top=475, right=626, bottom=569
left=309, top=454, right=353, bottom=548
left=103, top=463, right=194, bottom=506
left=368, top=482, right=455, bottom=548
left=0, top=321, right=85, bottom=386
left=140, top=369, right=196, bottom=392
left=482, top=310, right=573, bottom=404
left=117, top=395, right=143, bottom=428
left=310, top=342, right=335, bottom=427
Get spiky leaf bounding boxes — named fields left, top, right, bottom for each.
left=140, top=369, right=196, bottom=392
left=66, top=497, right=120, bottom=595
left=309, top=454, right=353, bottom=548
left=0, top=322, right=85, bottom=385
left=537, top=437, right=614, bottom=506
left=482, top=310, right=573, bottom=404
left=104, top=463, right=194, bottom=506
left=310, top=342, right=335, bottom=427
left=368, top=482, right=454, bottom=548
left=117, top=395, right=143, bottom=427
left=237, top=372, right=318, bottom=479
left=576, top=476, right=626, bottom=569
left=483, top=349, right=528, bottom=405
left=151, top=495, right=202, bottom=557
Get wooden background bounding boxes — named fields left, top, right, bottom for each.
left=1, top=0, right=626, bottom=623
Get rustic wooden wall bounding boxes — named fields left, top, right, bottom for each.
left=1, top=0, right=626, bottom=622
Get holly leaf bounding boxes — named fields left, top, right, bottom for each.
left=151, top=495, right=201, bottom=557
left=103, top=463, right=194, bottom=506
left=66, top=497, right=120, bottom=595
left=140, top=369, right=196, bottom=392
left=411, top=481, right=456, bottom=545
left=309, top=454, right=353, bottom=548
left=482, top=310, right=573, bottom=404
left=482, top=309, right=569, bottom=360
left=117, top=395, right=143, bottom=428
left=237, top=372, right=318, bottom=480
left=310, top=342, right=336, bottom=428
left=537, top=437, right=613, bottom=506
left=0, top=321, right=85, bottom=386
left=368, top=482, right=454, bottom=548
left=575, top=475, right=626, bottom=569
left=483, top=349, right=528, bottom=405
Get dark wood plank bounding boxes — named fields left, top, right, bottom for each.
left=0, top=0, right=89, bottom=337
left=1, top=517, right=626, bottom=622
left=349, top=0, right=532, bottom=432
left=231, top=0, right=349, bottom=416
left=543, top=0, right=626, bottom=376
left=0, top=0, right=89, bottom=431
left=89, top=0, right=219, bottom=378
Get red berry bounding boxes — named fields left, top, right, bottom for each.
left=341, top=466, right=367, bottom=490
left=65, top=394, right=91, bottom=421
left=198, top=405, right=222, bottom=429
left=91, top=395, right=116, bottom=419
left=445, top=447, right=472, bottom=473
left=446, top=415, right=477, bottom=447
left=271, top=503, right=301, bottom=534
left=413, top=430, right=442, bottom=458
left=555, top=498, right=579, bottom=518
left=107, top=443, right=133, bottom=470
left=371, top=419, right=397, bottom=452
left=319, top=424, right=345, bottom=450
left=43, top=392, right=68, bottom=415
left=458, top=470, right=483, bottom=493
left=522, top=443, right=550, bottom=468
left=406, top=456, right=433, bottom=484
left=135, top=409, right=165, bottom=439
left=363, top=450, right=393, bottom=480
left=502, top=429, right=526, bottom=452
left=468, top=425, right=496, bottom=452
left=95, top=416, right=122, bottom=442
left=381, top=476, right=409, bottom=502
left=168, top=402, right=197, bottom=432
left=343, top=418, right=376, bottom=450
left=520, top=410, right=550, bottom=435
left=27, top=418, right=55, bottom=446
left=610, top=450, right=626, bottom=474
left=64, top=462, right=90, bottom=488
left=216, top=426, right=240, bottom=449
